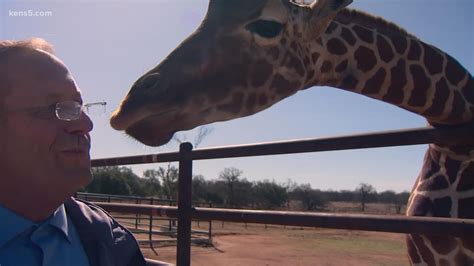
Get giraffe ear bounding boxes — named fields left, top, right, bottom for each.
left=305, top=0, right=352, bottom=41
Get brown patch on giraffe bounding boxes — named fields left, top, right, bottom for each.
left=407, top=39, right=422, bottom=61
left=432, top=197, right=452, bottom=217
left=352, top=25, right=374, bottom=43
left=439, top=259, right=450, bottom=266
left=320, top=61, right=332, bottom=73
left=271, top=74, right=292, bottom=96
left=268, top=47, right=280, bottom=61
left=455, top=251, right=474, bottom=265
left=354, top=46, right=377, bottom=73
left=217, top=92, right=244, bottom=114
left=422, top=43, right=444, bottom=75
left=445, top=58, right=467, bottom=86
left=303, top=56, right=310, bottom=67
left=327, top=38, right=348, bottom=55
left=458, top=197, right=474, bottom=219
left=426, top=235, right=457, bottom=255
left=391, top=36, right=408, bottom=55
left=325, top=22, right=338, bottom=34
left=290, top=41, right=297, bottom=53
left=407, top=195, right=432, bottom=216
left=246, top=93, right=257, bottom=112
left=406, top=236, right=422, bottom=264
left=363, top=68, right=386, bottom=94
left=376, top=35, right=394, bottom=63
left=419, top=150, right=441, bottom=180
left=311, top=52, right=320, bottom=64
left=408, top=65, right=431, bottom=107
left=335, top=60, right=348, bottom=73
left=423, top=78, right=450, bottom=117
left=258, top=94, right=268, bottom=106
left=463, top=236, right=474, bottom=250
left=462, top=77, right=474, bottom=104
left=305, top=70, right=315, bottom=84
left=417, top=175, right=449, bottom=191
left=447, top=91, right=466, bottom=122
left=284, top=52, right=304, bottom=77
left=316, top=37, right=323, bottom=46
left=445, top=156, right=461, bottom=184
left=412, top=234, right=436, bottom=265
left=251, top=60, right=273, bottom=88
left=383, top=59, right=407, bottom=104
left=340, top=27, right=356, bottom=46
left=280, top=37, right=287, bottom=46
left=456, top=162, right=474, bottom=192
left=339, top=75, right=358, bottom=91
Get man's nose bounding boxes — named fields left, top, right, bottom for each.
left=64, top=111, right=94, bottom=135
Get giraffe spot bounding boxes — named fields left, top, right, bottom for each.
left=325, top=22, right=338, bottom=34
left=422, top=43, right=443, bottom=75
left=251, top=60, right=273, bottom=88
left=456, top=162, right=474, bottom=192
left=339, top=75, right=358, bottom=91
left=303, top=56, right=310, bottom=67
left=268, top=47, right=280, bottom=61
left=423, top=78, right=450, bottom=117
left=246, top=93, right=257, bottom=111
left=327, top=38, right=348, bottom=55
left=406, top=236, right=422, bottom=264
left=271, top=74, right=292, bottom=96
left=290, top=41, right=297, bottom=52
left=286, top=54, right=305, bottom=77
left=446, top=57, right=468, bottom=86
left=419, top=150, right=441, bottom=181
left=408, top=65, right=431, bottom=107
left=463, top=236, right=474, bottom=250
left=462, top=77, right=474, bottom=104
left=447, top=91, right=466, bottom=123
left=412, top=234, right=436, bottom=265
left=391, top=35, right=408, bottom=54
left=363, top=68, right=386, bottom=94
left=280, top=37, right=287, bottom=46
left=316, top=37, right=323, bottom=46
left=352, top=25, right=374, bottom=43
left=445, top=156, right=462, bottom=184
left=311, top=52, right=320, bottom=64
left=376, top=35, right=394, bottom=63
left=217, top=92, right=244, bottom=114
left=383, top=59, right=406, bottom=104
left=320, top=61, right=332, bottom=73
left=426, top=235, right=457, bottom=255
left=354, top=46, right=377, bottom=73
left=407, top=195, right=432, bottom=216
left=439, top=259, right=450, bottom=266
left=335, top=60, right=348, bottom=73
left=432, top=197, right=452, bottom=217
left=458, top=197, right=474, bottom=219
left=258, top=94, right=268, bottom=106
left=305, top=70, right=315, bottom=84
left=418, top=175, right=449, bottom=191
left=408, top=39, right=422, bottom=61
left=341, top=27, right=356, bottom=46
left=455, top=251, right=474, bottom=265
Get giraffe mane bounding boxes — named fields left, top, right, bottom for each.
left=336, top=8, right=417, bottom=39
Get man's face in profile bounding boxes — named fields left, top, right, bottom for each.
left=0, top=49, right=94, bottom=196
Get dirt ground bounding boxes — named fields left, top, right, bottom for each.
left=139, top=224, right=409, bottom=266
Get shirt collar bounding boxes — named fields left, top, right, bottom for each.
left=0, top=203, right=35, bottom=248
left=43, top=204, right=72, bottom=243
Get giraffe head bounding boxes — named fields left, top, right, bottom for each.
left=111, top=0, right=352, bottom=146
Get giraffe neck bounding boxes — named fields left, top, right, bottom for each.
left=305, top=9, right=474, bottom=126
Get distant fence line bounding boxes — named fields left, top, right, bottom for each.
left=91, top=125, right=474, bottom=266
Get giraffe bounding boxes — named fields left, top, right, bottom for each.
left=110, top=0, right=474, bottom=265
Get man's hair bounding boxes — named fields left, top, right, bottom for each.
left=0, top=38, right=54, bottom=113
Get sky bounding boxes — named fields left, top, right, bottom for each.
left=1, top=0, right=473, bottom=193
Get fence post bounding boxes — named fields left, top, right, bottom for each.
left=208, top=202, right=212, bottom=241
left=177, top=142, right=193, bottom=266
left=149, top=197, right=154, bottom=249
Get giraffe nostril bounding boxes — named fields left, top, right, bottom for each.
left=135, top=73, right=170, bottom=98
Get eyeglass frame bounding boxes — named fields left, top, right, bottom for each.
left=1, top=100, right=107, bottom=121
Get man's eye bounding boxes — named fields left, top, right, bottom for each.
left=32, top=105, right=55, bottom=119
left=245, top=20, right=284, bottom=38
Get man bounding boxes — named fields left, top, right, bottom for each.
left=0, top=38, right=159, bottom=266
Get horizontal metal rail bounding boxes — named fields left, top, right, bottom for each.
left=91, top=125, right=474, bottom=167
left=95, top=202, right=474, bottom=237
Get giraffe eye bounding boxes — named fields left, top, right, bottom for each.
left=245, top=20, right=284, bottom=38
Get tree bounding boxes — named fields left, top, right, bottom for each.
left=86, top=166, right=139, bottom=196
left=155, top=164, right=179, bottom=200
left=289, top=184, right=327, bottom=211
left=253, top=180, right=288, bottom=209
left=142, top=169, right=162, bottom=197
left=219, top=167, right=243, bottom=207
left=356, top=183, right=376, bottom=212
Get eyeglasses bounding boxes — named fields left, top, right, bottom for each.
left=3, top=101, right=107, bottom=121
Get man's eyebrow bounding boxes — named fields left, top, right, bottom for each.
left=45, top=93, right=82, bottom=103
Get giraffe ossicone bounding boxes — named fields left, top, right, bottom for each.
left=111, top=0, right=474, bottom=265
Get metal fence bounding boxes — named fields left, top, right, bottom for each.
left=91, top=125, right=474, bottom=266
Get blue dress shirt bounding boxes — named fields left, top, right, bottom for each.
left=0, top=204, right=90, bottom=266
